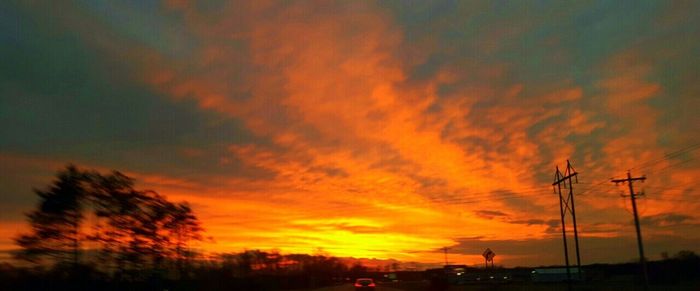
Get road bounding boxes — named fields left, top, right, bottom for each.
left=308, top=281, right=700, bottom=291
left=311, top=283, right=405, bottom=291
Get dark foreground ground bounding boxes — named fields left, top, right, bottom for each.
left=309, top=280, right=700, bottom=291
left=3, top=278, right=699, bottom=290
left=3, top=255, right=699, bottom=291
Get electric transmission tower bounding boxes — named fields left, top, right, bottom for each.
left=553, top=160, right=582, bottom=285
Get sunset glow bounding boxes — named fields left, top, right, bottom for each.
left=1, top=1, right=699, bottom=267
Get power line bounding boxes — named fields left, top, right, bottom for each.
left=642, top=197, right=700, bottom=203
left=644, top=156, right=697, bottom=176
left=632, top=184, right=698, bottom=190
left=426, top=189, right=551, bottom=205
left=630, top=142, right=700, bottom=171
left=248, top=143, right=700, bottom=221
left=566, top=142, right=700, bottom=197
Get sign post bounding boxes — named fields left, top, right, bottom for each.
left=482, top=248, right=496, bottom=269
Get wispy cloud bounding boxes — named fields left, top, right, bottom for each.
left=1, top=0, right=699, bottom=266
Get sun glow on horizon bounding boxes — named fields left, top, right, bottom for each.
left=1, top=1, right=699, bottom=267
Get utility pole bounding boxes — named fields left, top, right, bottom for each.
left=612, top=171, right=649, bottom=290
left=553, top=160, right=582, bottom=288
left=443, top=247, right=449, bottom=266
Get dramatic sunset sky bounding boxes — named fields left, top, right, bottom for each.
left=1, top=1, right=699, bottom=267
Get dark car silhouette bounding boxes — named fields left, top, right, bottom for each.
left=354, top=278, right=376, bottom=290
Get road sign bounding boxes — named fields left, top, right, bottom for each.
left=483, top=248, right=496, bottom=268
left=483, top=248, right=495, bottom=261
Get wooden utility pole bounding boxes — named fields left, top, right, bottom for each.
left=612, top=171, right=649, bottom=290
left=443, top=247, right=449, bottom=266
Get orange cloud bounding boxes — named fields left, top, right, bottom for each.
left=5, top=1, right=699, bottom=267
left=133, top=2, right=582, bottom=264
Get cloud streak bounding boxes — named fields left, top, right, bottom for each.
left=1, top=0, right=699, bottom=266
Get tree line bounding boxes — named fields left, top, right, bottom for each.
left=10, top=165, right=373, bottom=290
left=14, top=165, right=203, bottom=281
left=7, top=165, right=700, bottom=290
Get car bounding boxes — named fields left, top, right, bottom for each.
left=354, top=278, right=376, bottom=291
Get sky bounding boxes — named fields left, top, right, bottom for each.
left=1, top=0, right=699, bottom=267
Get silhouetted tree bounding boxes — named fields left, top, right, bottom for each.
left=88, top=171, right=205, bottom=280
left=15, top=165, right=89, bottom=269
left=674, top=250, right=698, bottom=261
left=265, top=251, right=282, bottom=272
left=164, top=202, right=203, bottom=278
left=349, top=262, right=368, bottom=278
left=88, top=170, right=149, bottom=278
left=15, top=165, right=204, bottom=281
